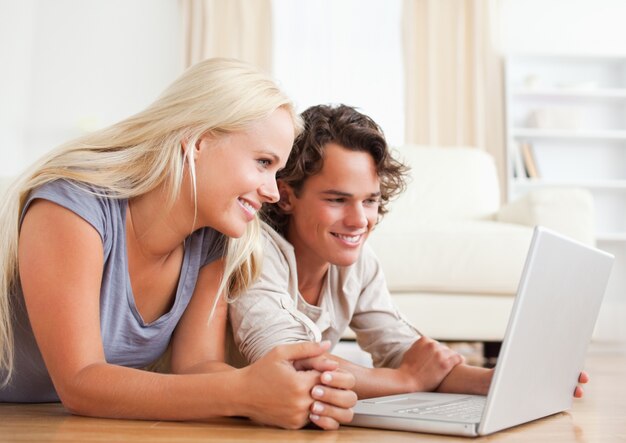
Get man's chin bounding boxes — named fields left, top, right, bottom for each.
left=329, top=251, right=361, bottom=267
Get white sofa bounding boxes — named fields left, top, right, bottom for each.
left=365, top=146, right=595, bottom=344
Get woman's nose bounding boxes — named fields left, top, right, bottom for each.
left=260, top=177, right=280, bottom=203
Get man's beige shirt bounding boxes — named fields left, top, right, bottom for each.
left=229, top=223, right=420, bottom=368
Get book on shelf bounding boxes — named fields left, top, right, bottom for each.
left=512, top=142, right=527, bottom=179
left=519, top=141, right=540, bottom=179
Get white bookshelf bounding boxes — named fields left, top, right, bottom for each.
left=505, top=54, right=626, bottom=237
left=511, top=128, right=626, bottom=140
left=505, top=54, right=626, bottom=340
left=513, top=179, right=626, bottom=190
left=511, top=88, right=626, bottom=100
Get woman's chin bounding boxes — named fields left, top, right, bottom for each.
left=215, top=222, right=247, bottom=239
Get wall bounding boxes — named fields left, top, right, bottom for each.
left=4, top=0, right=625, bottom=172
left=500, top=0, right=626, bottom=55
left=272, top=0, right=404, bottom=147
left=0, top=0, right=182, bottom=176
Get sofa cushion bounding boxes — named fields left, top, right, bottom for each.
left=391, top=146, right=500, bottom=222
left=497, top=188, right=596, bottom=246
left=368, top=220, right=533, bottom=295
left=391, top=292, right=515, bottom=341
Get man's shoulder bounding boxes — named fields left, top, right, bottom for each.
left=353, top=242, right=382, bottom=272
left=258, top=221, right=295, bottom=278
left=229, top=222, right=294, bottom=313
left=260, top=222, right=291, bottom=256
left=334, top=241, right=383, bottom=288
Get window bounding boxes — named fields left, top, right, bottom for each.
left=272, top=0, right=404, bottom=147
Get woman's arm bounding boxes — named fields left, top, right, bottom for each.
left=170, top=258, right=356, bottom=429
left=17, top=200, right=337, bottom=428
left=168, top=259, right=232, bottom=374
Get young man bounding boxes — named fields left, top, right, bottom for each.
left=229, top=104, right=588, bottom=401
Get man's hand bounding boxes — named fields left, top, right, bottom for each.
left=574, top=371, right=589, bottom=398
left=292, top=344, right=358, bottom=430
left=398, top=336, right=464, bottom=392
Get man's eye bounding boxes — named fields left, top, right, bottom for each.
left=326, top=198, right=345, bottom=203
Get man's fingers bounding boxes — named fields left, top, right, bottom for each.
left=319, top=369, right=356, bottom=390
left=450, top=352, right=465, bottom=366
left=311, top=384, right=358, bottom=409
left=308, top=413, right=341, bottom=430
left=310, top=402, right=354, bottom=428
left=573, top=371, right=588, bottom=398
left=273, top=341, right=331, bottom=362
left=293, top=355, right=338, bottom=372
left=579, top=371, right=590, bottom=384
left=574, top=386, right=584, bottom=398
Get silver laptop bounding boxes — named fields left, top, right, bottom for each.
left=350, top=226, right=614, bottom=437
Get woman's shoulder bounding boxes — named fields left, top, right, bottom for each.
left=196, top=227, right=227, bottom=266
left=29, top=179, right=117, bottom=206
left=24, top=179, right=123, bottom=243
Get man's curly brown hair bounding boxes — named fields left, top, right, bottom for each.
left=261, top=104, right=409, bottom=234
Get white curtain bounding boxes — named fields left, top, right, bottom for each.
left=180, top=0, right=272, bottom=72
left=402, top=0, right=506, bottom=196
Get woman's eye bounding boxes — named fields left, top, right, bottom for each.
left=257, top=159, right=272, bottom=168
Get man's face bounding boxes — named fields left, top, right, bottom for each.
left=283, top=142, right=381, bottom=272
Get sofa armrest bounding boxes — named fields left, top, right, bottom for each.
left=496, top=188, right=595, bottom=245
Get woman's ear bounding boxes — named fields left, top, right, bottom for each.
left=277, top=181, right=294, bottom=213
left=181, top=136, right=204, bottom=161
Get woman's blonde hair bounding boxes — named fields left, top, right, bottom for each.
left=0, top=57, right=302, bottom=385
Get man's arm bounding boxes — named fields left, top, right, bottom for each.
left=339, top=246, right=461, bottom=397
left=325, top=336, right=463, bottom=399
left=436, top=360, right=589, bottom=397
left=435, top=364, right=493, bottom=395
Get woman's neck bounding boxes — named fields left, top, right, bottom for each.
left=126, top=184, right=193, bottom=260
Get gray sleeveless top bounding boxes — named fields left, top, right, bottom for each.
left=0, top=179, right=225, bottom=402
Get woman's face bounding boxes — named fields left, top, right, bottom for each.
left=194, top=107, right=295, bottom=238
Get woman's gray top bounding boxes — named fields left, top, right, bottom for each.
left=0, top=179, right=225, bottom=402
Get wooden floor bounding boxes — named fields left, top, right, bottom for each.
left=1, top=341, right=626, bottom=442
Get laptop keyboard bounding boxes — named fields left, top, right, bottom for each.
left=396, top=397, right=486, bottom=421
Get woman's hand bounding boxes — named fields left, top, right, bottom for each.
left=308, top=368, right=357, bottom=430
left=239, top=341, right=357, bottom=430
left=292, top=348, right=358, bottom=429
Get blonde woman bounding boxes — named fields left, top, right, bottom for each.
left=0, top=58, right=356, bottom=430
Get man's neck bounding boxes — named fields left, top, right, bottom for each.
left=296, top=263, right=328, bottom=306
left=288, top=241, right=329, bottom=306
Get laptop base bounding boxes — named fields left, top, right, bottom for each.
left=349, top=414, right=479, bottom=437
